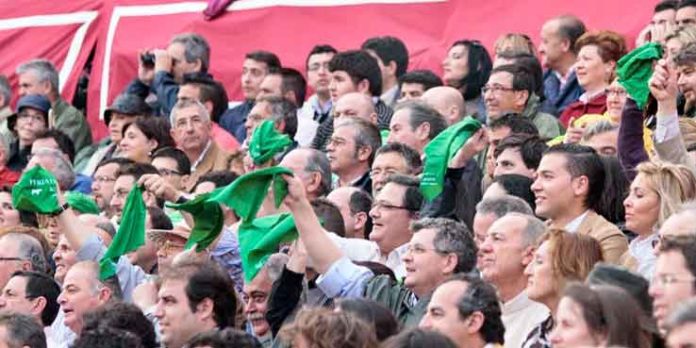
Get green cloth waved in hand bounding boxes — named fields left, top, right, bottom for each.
left=420, top=117, right=482, bottom=201
left=12, top=166, right=61, bottom=214
left=238, top=213, right=298, bottom=282
left=248, top=120, right=292, bottom=165
left=166, top=192, right=224, bottom=252
left=617, top=43, right=663, bottom=110
left=99, top=184, right=146, bottom=280
left=209, top=166, right=293, bottom=222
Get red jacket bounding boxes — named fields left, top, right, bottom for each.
left=559, top=93, right=608, bottom=127
left=0, top=167, right=20, bottom=188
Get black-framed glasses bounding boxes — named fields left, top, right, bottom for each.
left=0, top=257, right=23, bottom=262
left=371, top=201, right=411, bottom=211
left=481, top=85, right=515, bottom=95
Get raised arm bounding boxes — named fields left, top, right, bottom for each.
left=282, top=175, right=343, bottom=274
left=650, top=59, right=696, bottom=173
left=617, top=98, right=649, bottom=181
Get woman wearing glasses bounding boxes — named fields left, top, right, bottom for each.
left=622, top=160, right=696, bottom=279
left=6, top=94, right=51, bottom=172
left=442, top=40, right=492, bottom=121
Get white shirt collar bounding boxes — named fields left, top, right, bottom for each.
left=578, top=89, right=606, bottom=104
left=380, top=85, right=399, bottom=105
left=564, top=210, right=589, bottom=233
left=190, top=140, right=212, bottom=172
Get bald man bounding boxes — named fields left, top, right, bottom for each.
left=332, top=92, right=378, bottom=125
left=421, top=86, right=466, bottom=125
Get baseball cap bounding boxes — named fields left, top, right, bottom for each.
left=103, top=94, right=152, bottom=125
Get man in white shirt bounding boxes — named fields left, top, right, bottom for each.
left=478, top=212, right=549, bottom=347
left=297, top=45, right=337, bottom=146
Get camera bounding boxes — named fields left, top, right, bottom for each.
left=140, top=52, right=155, bottom=68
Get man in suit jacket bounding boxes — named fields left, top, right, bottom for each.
left=169, top=99, right=233, bottom=192
left=531, top=143, right=628, bottom=263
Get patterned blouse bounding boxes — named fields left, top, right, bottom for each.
left=521, top=315, right=554, bottom=348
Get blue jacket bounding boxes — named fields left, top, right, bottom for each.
left=125, top=71, right=213, bottom=117
left=542, top=70, right=583, bottom=117
left=220, top=100, right=254, bottom=143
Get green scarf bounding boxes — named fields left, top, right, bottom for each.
left=421, top=117, right=482, bottom=201
left=65, top=191, right=100, bottom=215
left=209, top=166, right=292, bottom=222
left=12, top=166, right=61, bottom=214
left=248, top=120, right=292, bottom=165
left=238, top=213, right=298, bottom=282
left=99, top=184, right=146, bottom=280
left=617, top=43, right=663, bottom=110
left=166, top=192, right=224, bottom=252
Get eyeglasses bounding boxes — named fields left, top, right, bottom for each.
left=93, top=176, right=116, bottom=184
left=174, top=117, right=205, bottom=130
left=371, top=201, right=411, bottom=211
left=481, top=85, right=515, bottom=95
left=0, top=257, right=23, bottom=263
left=158, top=168, right=181, bottom=177
left=405, top=244, right=440, bottom=255
left=652, top=273, right=696, bottom=286
left=17, top=112, right=45, bottom=123
left=606, top=88, right=627, bottom=97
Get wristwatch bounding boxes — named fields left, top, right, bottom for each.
left=52, top=202, right=71, bottom=216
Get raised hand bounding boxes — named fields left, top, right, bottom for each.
left=449, top=128, right=488, bottom=168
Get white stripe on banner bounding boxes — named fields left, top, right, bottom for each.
left=0, top=11, right=98, bottom=93
left=99, top=0, right=445, bottom=118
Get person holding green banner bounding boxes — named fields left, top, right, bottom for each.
left=647, top=43, right=696, bottom=173
left=281, top=174, right=478, bottom=326
left=53, top=182, right=147, bottom=302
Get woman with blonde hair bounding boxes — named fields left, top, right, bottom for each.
left=622, top=160, right=696, bottom=278
left=494, top=33, right=536, bottom=57
left=522, top=229, right=604, bottom=348
left=664, top=25, right=696, bottom=62
left=278, top=307, right=378, bottom=348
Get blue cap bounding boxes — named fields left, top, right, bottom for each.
left=8, top=94, right=51, bottom=131
left=16, top=94, right=51, bottom=114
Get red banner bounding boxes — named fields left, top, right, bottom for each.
left=0, top=0, right=102, bottom=107
left=1, top=0, right=655, bottom=141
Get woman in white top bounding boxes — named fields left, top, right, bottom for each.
left=622, top=160, right=696, bottom=279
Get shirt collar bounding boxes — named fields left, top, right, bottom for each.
left=504, top=290, right=533, bottom=313
left=190, top=140, right=212, bottom=172
left=579, top=89, right=606, bottom=104
left=310, top=94, right=332, bottom=114
left=380, top=85, right=399, bottom=105
left=564, top=210, right=589, bottom=233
